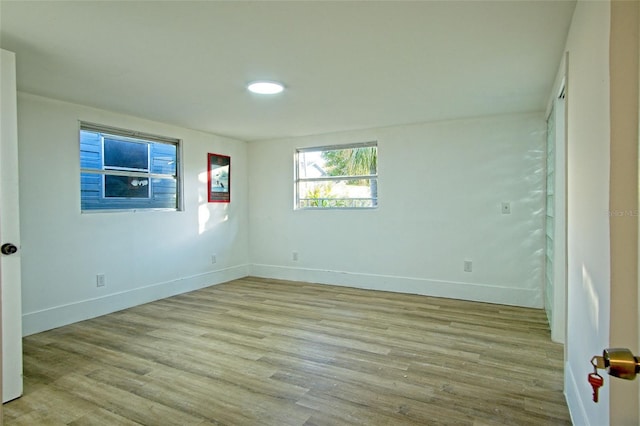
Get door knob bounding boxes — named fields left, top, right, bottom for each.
left=592, top=347, right=640, bottom=380
left=588, top=348, right=640, bottom=403
left=0, top=243, right=18, bottom=255
left=603, top=348, right=640, bottom=380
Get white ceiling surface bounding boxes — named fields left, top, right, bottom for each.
left=0, top=1, right=576, bottom=142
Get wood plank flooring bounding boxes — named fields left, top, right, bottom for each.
left=4, top=277, right=571, bottom=425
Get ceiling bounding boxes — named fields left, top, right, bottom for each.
left=0, top=1, right=576, bottom=142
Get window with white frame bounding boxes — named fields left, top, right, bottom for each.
left=80, top=122, right=181, bottom=212
left=295, top=142, right=378, bottom=209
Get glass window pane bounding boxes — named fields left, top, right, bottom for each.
left=298, top=179, right=377, bottom=208
left=105, top=175, right=150, bottom=198
left=322, top=146, right=377, bottom=177
left=297, top=150, right=326, bottom=179
left=151, top=143, right=177, bottom=175
left=151, top=177, right=177, bottom=203
left=80, top=130, right=102, bottom=169
left=104, top=138, right=149, bottom=171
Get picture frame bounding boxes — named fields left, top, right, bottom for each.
left=207, top=153, right=230, bottom=203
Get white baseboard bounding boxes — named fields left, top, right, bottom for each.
left=22, top=264, right=250, bottom=336
left=250, top=264, right=543, bottom=308
left=565, top=360, right=588, bottom=426
left=565, top=359, right=608, bottom=426
left=22, top=263, right=543, bottom=336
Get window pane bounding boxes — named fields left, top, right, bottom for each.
left=104, top=138, right=149, bottom=171
left=298, top=146, right=377, bottom=179
left=81, top=173, right=177, bottom=210
left=298, top=179, right=377, bottom=208
left=297, top=151, right=326, bottom=179
left=151, top=177, right=178, bottom=203
left=80, top=130, right=102, bottom=169
left=104, top=175, right=150, bottom=198
left=323, top=146, right=377, bottom=177
left=80, top=172, right=101, bottom=201
left=151, top=143, right=177, bottom=175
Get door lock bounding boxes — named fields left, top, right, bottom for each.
left=589, top=348, right=640, bottom=403
left=0, top=243, right=18, bottom=255
left=592, top=348, right=640, bottom=380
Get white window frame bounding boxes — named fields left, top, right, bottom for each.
left=295, top=141, right=378, bottom=210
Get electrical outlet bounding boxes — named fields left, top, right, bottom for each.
left=464, top=260, right=473, bottom=272
left=292, top=251, right=299, bottom=261
left=96, top=274, right=106, bottom=287
left=211, top=254, right=217, bottom=264
left=501, top=202, right=511, bottom=214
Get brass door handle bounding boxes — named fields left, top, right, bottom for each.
left=588, top=348, right=639, bottom=403
left=592, top=348, right=640, bottom=380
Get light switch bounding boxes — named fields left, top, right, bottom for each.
left=501, top=202, right=511, bottom=214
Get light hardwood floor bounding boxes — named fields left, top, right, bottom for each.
left=4, top=277, right=571, bottom=425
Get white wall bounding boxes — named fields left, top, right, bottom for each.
left=17, top=93, right=250, bottom=335
left=562, top=2, right=611, bottom=425
left=248, top=113, right=546, bottom=308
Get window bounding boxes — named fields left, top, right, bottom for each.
left=80, top=122, right=181, bottom=212
left=295, top=142, right=378, bottom=209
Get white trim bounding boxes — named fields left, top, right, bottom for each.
left=545, top=52, right=568, bottom=120
left=80, top=121, right=180, bottom=145
left=565, top=360, right=604, bottom=426
left=296, top=140, right=377, bottom=153
left=23, top=262, right=546, bottom=337
left=250, top=264, right=543, bottom=308
left=21, top=264, right=250, bottom=336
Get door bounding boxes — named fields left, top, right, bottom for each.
left=607, top=1, right=639, bottom=423
left=1, top=48, right=23, bottom=403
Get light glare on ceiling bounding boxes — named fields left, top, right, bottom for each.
left=247, top=81, right=284, bottom=95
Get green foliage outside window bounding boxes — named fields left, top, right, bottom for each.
left=296, top=142, right=378, bottom=209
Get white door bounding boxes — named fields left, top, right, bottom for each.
left=607, top=1, right=639, bottom=423
left=1, top=48, right=23, bottom=403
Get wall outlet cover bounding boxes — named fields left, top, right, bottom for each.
left=96, top=274, right=106, bottom=287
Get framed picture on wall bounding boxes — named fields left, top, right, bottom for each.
left=208, top=153, right=230, bottom=203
